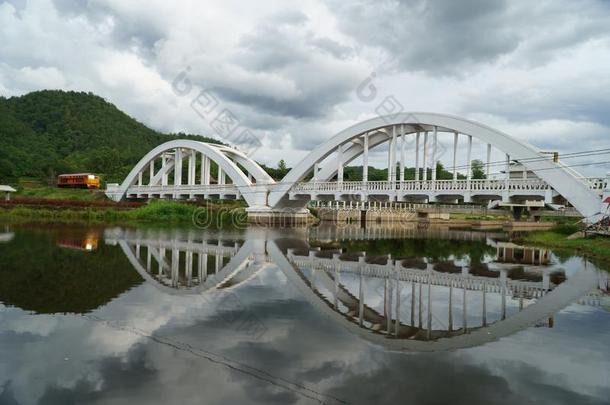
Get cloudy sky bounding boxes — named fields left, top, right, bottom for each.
left=1, top=0, right=610, bottom=174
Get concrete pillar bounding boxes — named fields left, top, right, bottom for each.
left=363, top=133, right=369, bottom=184
left=391, top=125, right=397, bottom=183
left=218, top=166, right=225, bottom=185
left=337, top=144, right=344, bottom=185
left=504, top=154, right=510, bottom=193
left=187, top=151, right=195, bottom=186
left=138, top=171, right=143, bottom=186
left=466, top=135, right=472, bottom=188
left=422, top=132, right=428, bottom=181
left=415, top=132, right=421, bottom=181
left=453, top=132, right=458, bottom=182
left=162, top=154, right=168, bottom=186
left=149, top=160, right=155, bottom=183
left=400, top=125, right=406, bottom=183
left=486, top=143, right=491, bottom=179
left=174, top=148, right=182, bottom=186
left=431, top=126, right=438, bottom=183
left=203, top=155, right=210, bottom=185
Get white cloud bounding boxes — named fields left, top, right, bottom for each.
left=0, top=0, right=609, bottom=173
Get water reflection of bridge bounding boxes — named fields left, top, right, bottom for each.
left=106, top=227, right=603, bottom=351
left=309, top=223, right=506, bottom=242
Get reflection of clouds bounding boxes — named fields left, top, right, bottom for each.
left=467, top=307, right=610, bottom=403
left=2, top=233, right=610, bottom=404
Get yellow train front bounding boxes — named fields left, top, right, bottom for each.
left=57, top=173, right=101, bottom=189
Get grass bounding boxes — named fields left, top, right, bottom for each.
left=0, top=200, right=247, bottom=227
left=450, top=213, right=510, bottom=221
left=518, top=226, right=610, bottom=267
left=14, top=185, right=106, bottom=201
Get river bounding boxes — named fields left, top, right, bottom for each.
left=0, top=222, right=608, bottom=404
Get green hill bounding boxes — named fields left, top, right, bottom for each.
left=0, top=90, right=220, bottom=184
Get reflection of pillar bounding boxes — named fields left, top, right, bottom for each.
left=463, top=286, right=468, bottom=332
left=171, top=249, right=179, bottom=287
left=543, top=272, right=550, bottom=291
left=186, top=251, right=193, bottom=287
left=410, top=282, right=415, bottom=327
left=501, top=269, right=507, bottom=320
left=482, top=282, right=487, bottom=327
left=215, top=253, right=221, bottom=273
left=448, top=282, right=453, bottom=331
left=427, top=274, right=432, bottom=340
left=334, top=268, right=339, bottom=309
left=198, top=252, right=208, bottom=282
left=146, top=248, right=151, bottom=272
left=387, top=277, right=393, bottom=334
left=394, top=275, right=401, bottom=337
left=519, top=297, right=524, bottom=311
left=418, top=282, right=423, bottom=328
left=159, top=247, right=165, bottom=276
left=358, top=258, right=365, bottom=327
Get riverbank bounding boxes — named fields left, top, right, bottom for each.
left=516, top=225, right=610, bottom=266
left=0, top=200, right=247, bottom=227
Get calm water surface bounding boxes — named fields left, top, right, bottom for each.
left=0, top=223, right=608, bottom=405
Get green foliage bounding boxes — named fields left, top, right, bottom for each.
left=0, top=231, right=143, bottom=313
left=0, top=90, right=220, bottom=184
left=0, top=200, right=247, bottom=226
left=471, top=159, right=486, bottom=179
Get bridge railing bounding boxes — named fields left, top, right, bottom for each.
left=292, top=179, right=552, bottom=193
left=582, top=177, right=607, bottom=190
left=128, top=184, right=239, bottom=193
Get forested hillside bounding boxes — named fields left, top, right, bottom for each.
left=0, top=90, right=220, bottom=183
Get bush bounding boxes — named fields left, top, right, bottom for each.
left=553, top=223, right=580, bottom=235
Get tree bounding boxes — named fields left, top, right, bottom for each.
left=471, top=159, right=486, bottom=179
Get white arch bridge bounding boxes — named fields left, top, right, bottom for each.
left=106, top=113, right=609, bottom=221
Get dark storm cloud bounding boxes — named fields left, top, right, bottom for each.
left=52, top=0, right=165, bottom=57
left=325, top=353, right=610, bottom=405
left=213, top=85, right=351, bottom=119
left=327, top=0, right=518, bottom=75
left=221, top=11, right=362, bottom=119
left=327, top=0, right=610, bottom=76
left=38, top=344, right=159, bottom=404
